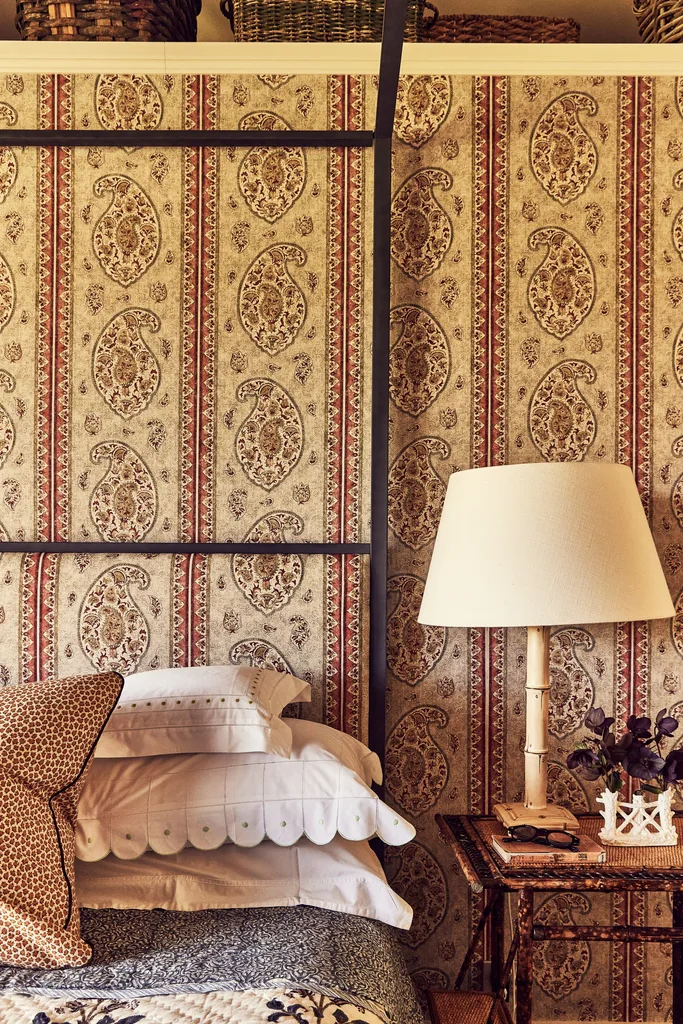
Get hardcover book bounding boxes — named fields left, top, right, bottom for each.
left=491, top=835, right=606, bottom=864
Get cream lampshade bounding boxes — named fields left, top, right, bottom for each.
left=419, top=462, right=675, bottom=830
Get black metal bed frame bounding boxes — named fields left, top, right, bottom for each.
left=0, top=0, right=409, bottom=764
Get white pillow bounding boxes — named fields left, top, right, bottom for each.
left=77, top=719, right=414, bottom=860
left=75, top=836, right=413, bottom=930
left=94, top=665, right=311, bottom=760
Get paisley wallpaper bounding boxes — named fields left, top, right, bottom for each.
left=0, top=71, right=373, bottom=739
left=2, top=69, right=683, bottom=1020
left=385, top=74, right=683, bottom=1021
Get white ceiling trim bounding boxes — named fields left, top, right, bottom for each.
left=0, top=41, right=679, bottom=76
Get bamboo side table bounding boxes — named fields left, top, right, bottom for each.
left=435, top=813, right=683, bottom=1024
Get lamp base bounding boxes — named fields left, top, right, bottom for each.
left=494, top=801, right=579, bottom=833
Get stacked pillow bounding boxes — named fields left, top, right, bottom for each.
left=74, top=665, right=415, bottom=931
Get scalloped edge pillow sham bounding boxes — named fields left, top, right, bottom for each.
left=77, top=719, right=414, bottom=859
left=0, top=671, right=123, bottom=968
left=76, top=836, right=413, bottom=930
left=94, top=665, right=311, bottom=760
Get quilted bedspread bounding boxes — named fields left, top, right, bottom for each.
left=0, top=907, right=423, bottom=1024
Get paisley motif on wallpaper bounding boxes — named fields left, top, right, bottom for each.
left=93, top=175, right=160, bottom=286
left=79, top=564, right=150, bottom=674
left=386, top=706, right=449, bottom=816
left=238, top=112, right=306, bottom=223
left=673, top=169, right=683, bottom=263
left=386, top=841, right=447, bottom=949
left=391, top=169, right=453, bottom=281
left=394, top=76, right=452, bottom=149
left=0, top=255, right=14, bottom=334
left=239, top=244, right=307, bottom=355
left=529, top=360, right=597, bottom=462
left=549, top=628, right=595, bottom=738
left=95, top=75, right=163, bottom=132
left=90, top=441, right=157, bottom=542
left=533, top=894, right=591, bottom=999
left=0, top=369, right=15, bottom=470
left=530, top=93, right=598, bottom=205
left=92, top=309, right=161, bottom=419
left=388, top=437, right=449, bottom=550
left=387, top=574, right=446, bottom=685
left=0, top=146, right=17, bottom=205
left=235, top=379, right=304, bottom=491
left=230, top=638, right=293, bottom=674
left=527, top=228, right=595, bottom=338
left=389, top=305, right=450, bottom=416
left=546, top=762, right=589, bottom=814
left=232, top=512, right=304, bottom=614
left=0, top=101, right=16, bottom=208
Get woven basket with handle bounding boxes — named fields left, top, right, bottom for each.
left=220, top=0, right=438, bottom=41
left=423, top=13, right=580, bottom=42
left=16, top=0, right=202, bottom=40
left=633, top=0, right=683, bottom=40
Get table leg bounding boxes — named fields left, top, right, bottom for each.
left=490, top=890, right=505, bottom=994
left=515, top=888, right=534, bottom=1024
left=674, top=891, right=683, bottom=1024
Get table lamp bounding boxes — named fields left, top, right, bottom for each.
left=418, top=462, right=675, bottom=831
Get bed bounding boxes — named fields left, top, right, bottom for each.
left=0, top=5, right=423, bottom=1020
left=0, top=907, right=422, bottom=1024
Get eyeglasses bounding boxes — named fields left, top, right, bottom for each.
left=502, top=824, right=580, bottom=851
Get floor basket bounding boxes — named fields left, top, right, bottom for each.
left=633, top=0, right=683, bottom=41
left=422, top=13, right=580, bottom=42
left=15, top=0, right=202, bottom=40
left=220, top=0, right=438, bottom=41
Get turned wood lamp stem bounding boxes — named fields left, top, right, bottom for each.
left=524, top=625, right=551, bottom=810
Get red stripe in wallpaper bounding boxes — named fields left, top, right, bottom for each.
left=36, top=75, right=73, bottom=542
left=171, top=553, right=190, bottom=666
left=487, top=76, right=509, bottom=812
left=343, top=75, right=364, bottom=544
left=180, top=76, right=201, bottom=542
left=327, top=75, right=345, bottom=545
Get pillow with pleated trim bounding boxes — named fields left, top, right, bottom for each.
left=0, top=671, right=123, bottom=968
left=76, top=835, right=413, bottom=930
left=94, top=664, right=311, bottom=760
left=77, top=719, right=414, bottom=860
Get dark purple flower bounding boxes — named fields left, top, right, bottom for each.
left=566, top=747, right=603, bottom=781
left=662, top=749, right=683, bottom=785
left=567, top=748, right=598, bottom=770
left=626, top=715, right=652, bottom=739
left=625, top=740, right=665, bottom=781
left=655, top=708, right=679, bottom=738
left=584, top=707, right=615, bottom=736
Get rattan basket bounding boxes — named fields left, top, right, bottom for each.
left=15, top=0, right=202, bottom=40
left=220, top=0, right=438, bottom=41
left=423, top=13, right=580, bottom=42
left=633, top=0, right=683, bottom=40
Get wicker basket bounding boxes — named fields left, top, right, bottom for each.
left=220, top=0, right=438, bottom=41
left=633, top=0, right=683, bottom=41
left=15, top=0, right=202, bottom=40
left=423, top=13, right=580, bottom=42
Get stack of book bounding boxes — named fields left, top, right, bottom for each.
left=491, top=834, right=606, bottom=864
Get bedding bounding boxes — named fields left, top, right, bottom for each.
left=76, top=719, right=414, bottom=858
left=75, top=835, right=413, bottom=929
left=0, top=906, right=423, bottom=1024
left=0, top=671, right=123, bottom=969
left=95, top=665, right=311, bottom=760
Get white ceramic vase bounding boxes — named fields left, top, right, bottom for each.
left=597, top=787, right=677, bottom=846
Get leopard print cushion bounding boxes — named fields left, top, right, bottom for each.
left=0, top=671, right=123, bottom=969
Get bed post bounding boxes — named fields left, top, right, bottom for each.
left=369, top=0, right=408, bottom=774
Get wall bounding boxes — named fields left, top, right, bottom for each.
left=384, top=73, right=682, bottom=1020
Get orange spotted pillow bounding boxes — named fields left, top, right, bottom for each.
left=0, top=671, right=123, bottom=968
